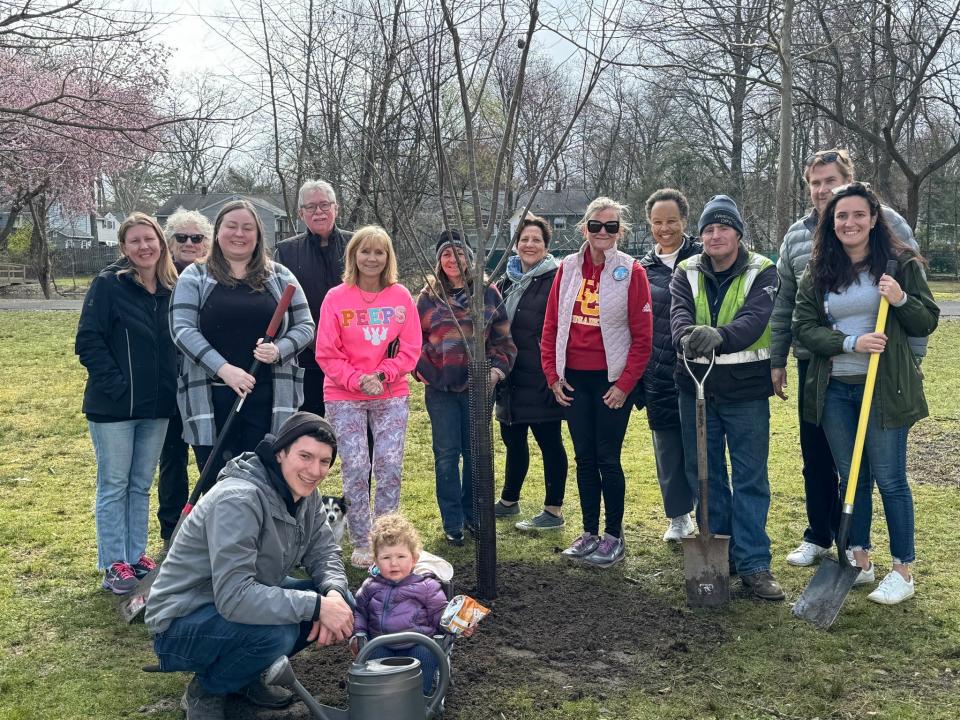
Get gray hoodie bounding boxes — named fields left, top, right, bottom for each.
left=145, top=452, right=349, bottom=635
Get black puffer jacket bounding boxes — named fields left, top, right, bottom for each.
left=495, top=268, right=563, bottom=425
left=638, top=236, right=701, bottom=429
left=75, top=263, right=177, bottom=420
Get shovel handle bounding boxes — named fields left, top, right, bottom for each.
left=836, top=259, right=898, bottom=558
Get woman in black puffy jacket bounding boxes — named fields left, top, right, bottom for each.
left=75, top=213, right=178, bottom=596
left=494, top=213, right=568, bottom=531
left=638, top=189, right=701, bottom=542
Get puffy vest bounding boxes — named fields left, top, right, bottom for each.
left=679, top=252, right=773, bottom=365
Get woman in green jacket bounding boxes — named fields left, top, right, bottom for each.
left=793, top=182, right=939, bottom=606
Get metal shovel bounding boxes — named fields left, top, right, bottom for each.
left=681, top=350, right=731, bottom=608
left=793, top=259, right=899, bottom=630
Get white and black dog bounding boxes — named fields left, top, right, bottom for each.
left=320, top=495, right=349, bottom=545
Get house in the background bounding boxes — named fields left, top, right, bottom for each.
left=48, top=205, right=94, bottom=249
left=154, top=190, right=295, bottom=248
left=508, top=188, right=592, bottom=237
left=95, top=213, right=120, bottom=246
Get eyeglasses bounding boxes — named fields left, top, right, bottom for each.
left=173, top=233, right=205, bottom=244
left=831, top=181, right=872, bottom=195
left=586, top=219, right=620, bottom=235
left=805, top=149, right=850, bottom=167
left=301, top=202, right=335, bottom=214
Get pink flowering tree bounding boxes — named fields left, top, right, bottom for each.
left=0, top=44, right=167, bottom=295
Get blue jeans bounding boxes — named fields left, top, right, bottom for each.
left=820, top=379, right=914, bottom=563
left=153, top=577, right=320, bottom=695
left=88, top=418, right=168, bottom=570
left=424, top=387, right=473, bottom=535
left=678, top=392, right=772, bottom=576
left=367, top=641, right=440, bottom=695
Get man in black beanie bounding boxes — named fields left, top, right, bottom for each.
left=145, top=412, right=353, bottom=720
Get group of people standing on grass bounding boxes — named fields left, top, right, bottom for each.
left=76, top=149, right=939, bottom=613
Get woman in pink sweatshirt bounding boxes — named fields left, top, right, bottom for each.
left=315, top=226, right=422, bottom=568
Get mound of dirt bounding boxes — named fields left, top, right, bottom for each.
left=228, top=560, right=725, bottom=719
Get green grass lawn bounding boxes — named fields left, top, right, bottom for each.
left=0, top=312, right=958, bottom=719
left=929, top=279, right=960, bottom=302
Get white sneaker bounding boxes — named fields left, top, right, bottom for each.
left=662, top=514, right=695, bottom=542
left=868, top=571, right=915, bottom=605
left=785, top=541, right=830, bottom=567
left=844, top=550, right=875, bottom=586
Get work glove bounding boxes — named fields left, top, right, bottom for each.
left=686, top=325, right=723, bottom=357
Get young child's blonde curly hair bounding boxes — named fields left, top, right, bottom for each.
left=369, top=514, right=423, bottom=558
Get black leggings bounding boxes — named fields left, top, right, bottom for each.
left=564, top=369, right=633, bottom=538
left=498, top=420, right=568, bottom=507
left=192, top=385, right=273, bottom=492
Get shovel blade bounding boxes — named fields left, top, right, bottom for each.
left=792, top=557, right=861, bottom=630
left=682, top=534, right=731, bottom=608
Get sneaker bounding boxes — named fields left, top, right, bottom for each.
left=516, top=510, right=565, bottom=532
left=741, top=571, right=785, bottom=601
left=867, top=571, right=915, bottom=605
left=445, top=531, right=465, bottom=547
left=583, top=534, right=625, bottom=568
left=102, top=562, right=138, bottom=595
left=181, top=675, right=225, bottom=720
left=464, top=521, right=478, bottom=537
left=662, top=515, right=695, bottom=542
left=785, top=541, right=831, bottom=567
left=845, top=550, right=876, bottom=586
left=350, top=549, right=373, bottom=569
left=495, top=500, right=520, bottom=518
left=561, top=532, right=600, bottom=559
left=132, top=553, right=157, bottom=579
left=235, top=671, right=295, bottom=709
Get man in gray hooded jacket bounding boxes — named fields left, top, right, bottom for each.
left=146, top=412, right=353, bottom=720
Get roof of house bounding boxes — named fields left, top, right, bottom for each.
left=512, top=188, right=592, bottom=218
left=155, top=193, right=288, bottom=218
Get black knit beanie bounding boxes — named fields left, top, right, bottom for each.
left=434, top=228, right=474, bottom=262
left=698, top=195, right=745, bottom=237
left=269, top=411, right=338, bottom=462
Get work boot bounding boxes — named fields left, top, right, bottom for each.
left=740, top=571, right=785, bottom=601
left=236, top=671, right=296, bottom=708
left=181, top=675, right=225, bottom=720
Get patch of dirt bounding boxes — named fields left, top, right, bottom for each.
left=229, top=561, right=725, bottom=719
left=908, top=419, right=960, bottom=488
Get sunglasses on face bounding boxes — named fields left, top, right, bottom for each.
left=586, top=219, right=620, bottom=235
left=301, top=202, right=335, bottom=214
left=174, top=233, right=205, bottom=244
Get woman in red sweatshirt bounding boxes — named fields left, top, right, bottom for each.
left=316, top=226, right=422, bottom=568
left=541, top=197, right=653, bottom=567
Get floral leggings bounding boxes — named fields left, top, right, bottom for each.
left=325, top=396, right=410, bottom=550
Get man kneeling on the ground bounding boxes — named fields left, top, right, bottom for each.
left=145, top=412, right=354, bottom=720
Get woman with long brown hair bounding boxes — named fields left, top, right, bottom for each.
left=170, top=200, right=314, bottom=486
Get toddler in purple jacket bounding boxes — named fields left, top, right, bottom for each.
left=352, top=514, right=448, bottom=694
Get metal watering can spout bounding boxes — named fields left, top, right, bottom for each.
left=265, top=632, right=450, bottom=720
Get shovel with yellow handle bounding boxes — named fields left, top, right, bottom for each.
left=792, top=259, right=899, bottom=630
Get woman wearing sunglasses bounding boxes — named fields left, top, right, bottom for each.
left=541, top=197, right=653, bottom=567
left=793, top=182, right=939, bottom=605
left=153, top=209, right=214, bottom=549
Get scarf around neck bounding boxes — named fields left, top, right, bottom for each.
left=503, top=253, right=559, bottom=321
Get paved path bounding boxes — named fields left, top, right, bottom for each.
left=1, top=298, right=959, bottom=316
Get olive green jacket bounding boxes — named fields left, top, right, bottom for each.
left=793, top=257, right=939, bottom=429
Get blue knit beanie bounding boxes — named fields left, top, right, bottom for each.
left=698, top=195, right=745, bottom=237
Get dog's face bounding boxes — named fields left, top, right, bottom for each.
left=320, top=495, right=349, bottom=527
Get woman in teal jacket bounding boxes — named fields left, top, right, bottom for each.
left=793, top=182, right=939, bottom=606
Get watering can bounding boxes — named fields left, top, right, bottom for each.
left=265, top=632, right=450, bottom=719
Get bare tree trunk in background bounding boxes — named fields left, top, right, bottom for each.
left=28, top=197, right=51, bottom=299
left=775, top=0, right=795, bottom=244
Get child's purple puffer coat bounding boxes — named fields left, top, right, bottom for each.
left=354, top=572, right=448, bottom=640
